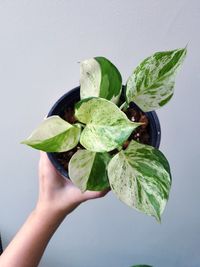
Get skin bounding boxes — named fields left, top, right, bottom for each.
left=0, top=152, right=109, bottom=267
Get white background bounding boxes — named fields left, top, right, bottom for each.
left=0, top=1, right=200, bottom=266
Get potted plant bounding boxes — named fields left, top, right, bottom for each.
left=22, top=47, right=186, bottom=222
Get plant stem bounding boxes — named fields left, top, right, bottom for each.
left=119, top=102, right=128, bottom=111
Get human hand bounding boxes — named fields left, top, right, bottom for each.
left=0, top=152, right=109, bottom=267
left=36, top=152, right=109, bottom=219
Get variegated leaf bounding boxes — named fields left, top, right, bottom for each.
left=80, top=57, right=122, bottom=104
left=21, top=116, right=81, bottom=152
left=126, top=48, right=187, bottom=111
left=68, top=149, right=111, bottom=192
left=75, top=98, right=141, bottom=152
left=107, top=140, right=171, bottom=221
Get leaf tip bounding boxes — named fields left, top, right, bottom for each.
left=155, top=214, right=162, bottom=224
left=20, top=139, right=28, bottom=145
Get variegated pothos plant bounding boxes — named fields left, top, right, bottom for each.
left=22, top=48, right=187, bottom=222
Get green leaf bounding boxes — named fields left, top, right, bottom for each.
left=75, top=97, right=141, bottom=152
left=68, top=149, right=111, bottom=192
left=80, top=57, right=122, bottom=104
left=21, top=116, right=81, bottom=152
left=107, top=140, right=171, bottom=221
left=126, top=47, right=187, bottom=111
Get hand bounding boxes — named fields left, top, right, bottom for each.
left=37, top=152, right=109, bottom=218
left=0, top=152, right=109, bottom=267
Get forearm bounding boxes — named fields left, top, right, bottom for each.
left=0, top=207, right=66, bottom=267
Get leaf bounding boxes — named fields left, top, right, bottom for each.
left=107, top=140, right=171, bottom=221
left=68, top=149, right=111, bottom=192
left=75, top=97, right=141, bottom=152
left=126, top=47, right=187, bottom=111
left=21, top=116, right=81, bottom=152
left=80, top=57, right=122, bottom=104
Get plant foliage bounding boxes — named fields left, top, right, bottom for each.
left=22, top=48, right=186, bottom=221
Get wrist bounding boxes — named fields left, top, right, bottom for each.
left=36, top=195, right=82, bottom=220
left=34, top=203, right=67, bottom=225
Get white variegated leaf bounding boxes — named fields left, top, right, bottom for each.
left=126, top=48, right=187, bottom=111
left=75, top=98, right=141, bottom=152
left=21, top=116, right=81, bottom=152
left=80, top=57, right=122, bottom=104
left=68, top=149, right=111, bottom=192
left=107, top=140, right=171, bottom=221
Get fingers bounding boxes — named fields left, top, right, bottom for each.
left=39, top=151, right=64, bottom=186
left=40, top=151, right=51, bottom=166
left=39, top=151, right=110, bottom=204
left=39, top=152, right=58, bottom=172
left=82, top=188, right=110, bottom=201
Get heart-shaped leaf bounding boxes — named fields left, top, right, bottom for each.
left=80, top=57, right=122, bottom=104
left=126, top=48, right=187, bottom=111
left=107, top=140, right=171, bottom=221
left=75, top=98, right=141, bottom=152
left=69, top=149, right=111, bottom=192
left=21, top=115, right=81, bottom=152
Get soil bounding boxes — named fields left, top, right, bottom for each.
left=55, top=104, right=150, bottom=172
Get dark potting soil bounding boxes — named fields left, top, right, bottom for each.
left=55, top=104, right=150, bottom=172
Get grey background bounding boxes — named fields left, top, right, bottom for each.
left=0, top=1, right=200, bottom=266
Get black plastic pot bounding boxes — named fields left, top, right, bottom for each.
left=47, top=86, right=161, bottom=178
